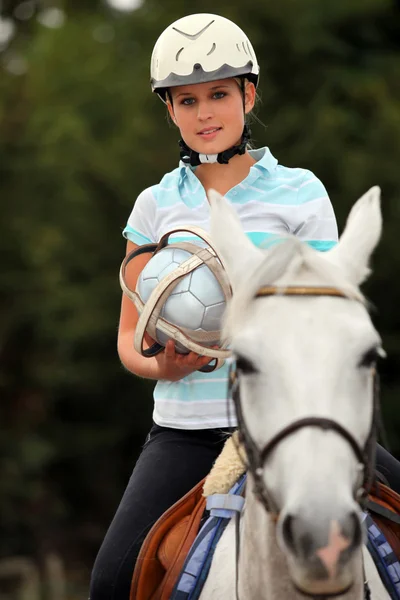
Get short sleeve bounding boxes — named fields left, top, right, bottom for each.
left=293, top=171, right=338, bottom=252
left=122, top=187, right=157, bottom=245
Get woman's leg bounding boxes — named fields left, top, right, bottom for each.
left=376, top=443, right=400, bottom=493
left=89, top=424, right=233, bottom=600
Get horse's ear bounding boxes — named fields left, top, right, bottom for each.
left=327, top=186, right=382, bottom=285
left=208, top=188, right=264, bottom=290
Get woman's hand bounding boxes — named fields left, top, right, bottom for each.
left=154, top=340, right=214, bottom=381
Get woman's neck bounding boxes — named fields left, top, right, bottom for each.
left=194, top=150, right=257, bottom=197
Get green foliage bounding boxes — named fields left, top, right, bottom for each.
left=0, top=0, right=400, bottom=583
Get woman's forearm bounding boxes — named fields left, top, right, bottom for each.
left=117, top=333, right=180, bottom=381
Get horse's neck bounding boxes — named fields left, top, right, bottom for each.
left=239, top=485, right=365, bottom=600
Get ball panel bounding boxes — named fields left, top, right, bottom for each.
left=137, top=276, right=159, bottom=301
left=155, top=329, right=169, bottom=347
left=157, top=261, right=184, bottom=282
left=162, top=292, right=205, bottom=330
left=172, top=248, right=192, bottom=263
left=202, top=302, right=226, bottom=332
left=170, top=273, right=191, bottom=295
left=155, top=330, right=188, bottom=353
left=141, top=248, right=175, bottom=280
left=188, top=264, right=225, bottom=306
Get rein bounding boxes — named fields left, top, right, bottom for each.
left=228, top=284, right=377, bottom=600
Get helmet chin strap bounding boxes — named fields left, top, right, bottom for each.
left=179, top=123, right=251, bottom=167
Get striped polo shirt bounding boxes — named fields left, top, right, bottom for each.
left=123, top=147, right=338, bottom=430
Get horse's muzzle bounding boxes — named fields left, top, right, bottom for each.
left=278, top=509, right=363, bottom=596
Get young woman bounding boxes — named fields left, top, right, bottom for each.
left=89, top=13, right=400, bottom=600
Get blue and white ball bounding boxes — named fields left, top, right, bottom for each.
left=137, top=246, right=226, bottom=353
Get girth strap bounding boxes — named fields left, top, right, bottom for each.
left=366, top=500, right=400, bottom=526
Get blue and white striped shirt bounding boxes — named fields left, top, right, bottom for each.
left=123, top=147, right=338, bottom=429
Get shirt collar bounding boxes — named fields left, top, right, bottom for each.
left=178, top=160, right=196, bottom=184
left=248, top=147, right=278, bottom=173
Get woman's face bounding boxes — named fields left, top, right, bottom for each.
left=167, top=78, right=256, bottom=155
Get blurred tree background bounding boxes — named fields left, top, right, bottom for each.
left=0, top=0, right=399, bottom=596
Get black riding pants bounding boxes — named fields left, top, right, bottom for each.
left=89, top=423, right=400, bottom=600
left=89, top=423, right=234, bottom=600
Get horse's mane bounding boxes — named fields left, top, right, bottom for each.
left=223, top=236, right=365, bottom=334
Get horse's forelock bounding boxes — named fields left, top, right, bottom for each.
left=222, top=238, right=365, bottom=338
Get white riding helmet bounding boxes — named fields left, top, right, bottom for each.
left=151, top=13, right=259, bottom=102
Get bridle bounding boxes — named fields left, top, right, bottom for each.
left=229, top=285, right=380, bottom=516
left=228, top=285, right=379, bottom=599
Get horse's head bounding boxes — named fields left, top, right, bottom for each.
left=208, top=186, right=383, bottom=596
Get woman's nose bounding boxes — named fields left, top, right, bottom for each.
left=197, top=101, right=213, bottom=121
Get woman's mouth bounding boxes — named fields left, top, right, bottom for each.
left=197, top=127, right=222, bottom=140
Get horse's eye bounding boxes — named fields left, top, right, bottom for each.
left=236, top=355, right=257, bottom=375
left=359, top=347, right=384, bottom=368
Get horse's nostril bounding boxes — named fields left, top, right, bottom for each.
left=282, top=514, right=316, bottom=558
left=281, top=514, right=296, bottom=553
left=282, top=514, right=310, bottom=555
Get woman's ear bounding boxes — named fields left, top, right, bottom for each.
left=244, top=81, right=256, bottom=115
left=166, top=99, right=177, bottom=125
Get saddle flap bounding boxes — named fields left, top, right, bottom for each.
left=157, top=515, right=191, bottom=571
left=159, top=494, right=206, bottom=600
left=130, top=477, right=206, bottom=600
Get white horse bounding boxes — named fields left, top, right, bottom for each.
left=199, top=186, right=390, bottom=600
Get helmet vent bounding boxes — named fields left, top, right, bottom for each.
left=207, top=43, right=216, bottom=56
left=236, top=43, right=241, bottom=52
left=176, top=47, right=184, bottom=61
left=172, top=20, right=215, bottom=41
left=242, top=41, right=248, bottom=55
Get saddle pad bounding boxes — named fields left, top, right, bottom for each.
left=170, top=475, right=246, bottom=600
left=365, top=512, right=400, bottom=600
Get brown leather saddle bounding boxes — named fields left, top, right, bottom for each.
left=131, top=477, right=400, bottom=600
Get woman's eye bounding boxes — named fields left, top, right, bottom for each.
left=213, top=91, right=226, bottom=99
left=181, top=98, right=195, bottom=106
